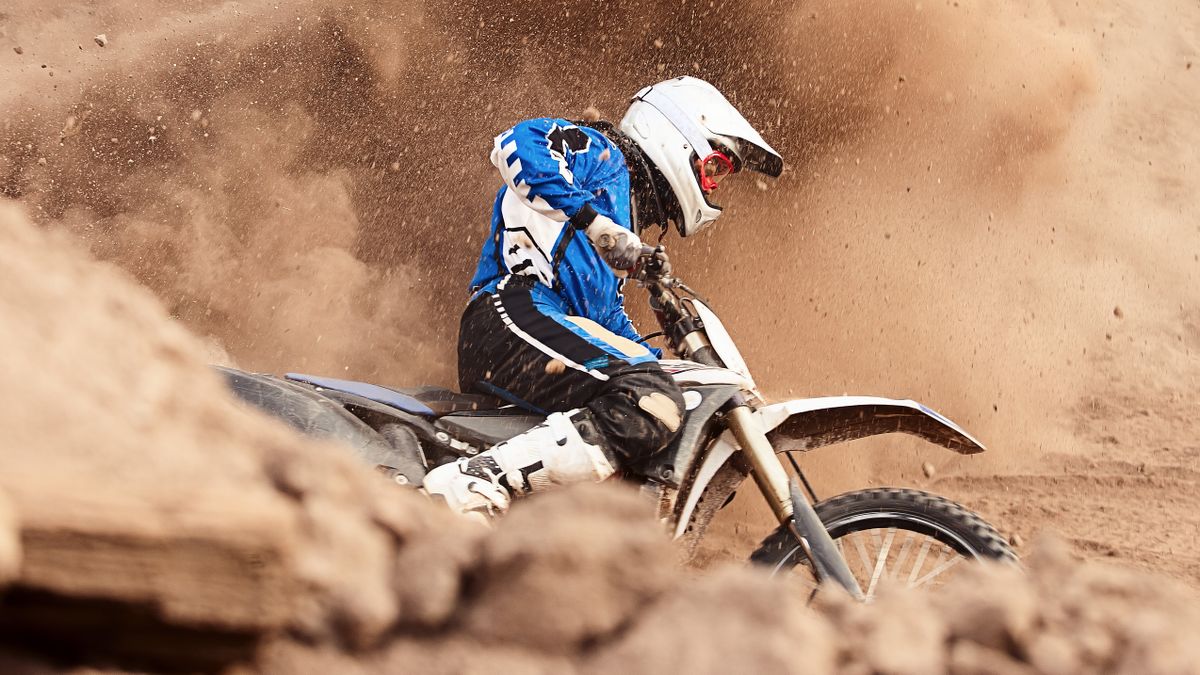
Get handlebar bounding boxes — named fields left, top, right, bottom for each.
left=631, top=243, right=727, bottom=369
left=634, top=244, right=672, bottom=283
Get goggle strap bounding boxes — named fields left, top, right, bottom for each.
left=637, top=87, right=715, bottom=159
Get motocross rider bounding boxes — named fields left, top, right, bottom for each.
left=423, top=76, right=783, bottom=515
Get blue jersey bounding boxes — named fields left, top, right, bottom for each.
left=469, top=118, right=646, bottom=347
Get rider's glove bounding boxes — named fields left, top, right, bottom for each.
left=641, top=245, right=671, bottom=279
left=584, top=214, right=642, bottom=271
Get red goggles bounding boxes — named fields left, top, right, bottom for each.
left=696, top=150, right=736, bottom=194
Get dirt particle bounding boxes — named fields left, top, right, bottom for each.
left=544, top=359, right=566, bottom=375
left=1009, top=533, right=1025, bottom=547
left=12, top=46, right=23, bottom=55
left=921, top=462, right=936, bottom=479
left=1113, top=305, right=1124, bottom=319
left=94, top=34, right=108, bottom=48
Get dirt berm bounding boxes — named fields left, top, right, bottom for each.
left=0, top=202, right=1196, bottom=674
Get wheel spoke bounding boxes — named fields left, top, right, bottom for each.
left=916, top=548, right=949, bottom=586
left=869, top=528, right=884, bottom=555
left=913, top=553, right=963, bottom=587
left=771, top=511, right=986, bottom=602
left=889, top=533, right=916, bottom=582
left=865, top=527, right=896, bottom=598
left=907, top=538, right=934, bottom=586
left=852, top=532, right=875, bottom=574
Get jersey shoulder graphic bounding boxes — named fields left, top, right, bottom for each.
left=546, top=123, right=591, bottom=159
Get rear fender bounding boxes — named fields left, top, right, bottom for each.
left=216, top=366, right=429, bottom=484
left=756, top=396, right=986, bottom=455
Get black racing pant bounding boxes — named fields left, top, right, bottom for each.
left=458, top=275, right=685, bottom=462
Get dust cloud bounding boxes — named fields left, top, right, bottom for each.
left=2, top=1, right=1200, bottom=670
left=2, top=0, right=447, bottom=382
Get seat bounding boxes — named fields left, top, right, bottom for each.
left=284, top=373, right=445, bottom=416
left=393, top=385, right=507, bottom=415
left=435, top=412, right=543, bottom=448
left=285, top=374, right=506, bottom=417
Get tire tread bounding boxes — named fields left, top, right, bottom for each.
left=750, top=487, right=1017, bottom=568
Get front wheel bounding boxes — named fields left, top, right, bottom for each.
left=750, top=488, right=1017, bottom=599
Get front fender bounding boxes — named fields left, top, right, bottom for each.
left=757, top=396, right=986, bottom=455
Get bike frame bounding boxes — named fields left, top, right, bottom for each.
left=221, top=248, right=991, bottom=594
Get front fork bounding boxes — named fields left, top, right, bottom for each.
left=726, top=403, right=865, bottom=599
left=726, top=405, right=795, bottom=522
left=652, top=277, right=864, bottom=597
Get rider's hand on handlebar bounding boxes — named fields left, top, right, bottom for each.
left=585, top=215, right=643, bottom=270
left=635, top=244, right=672, bottom=281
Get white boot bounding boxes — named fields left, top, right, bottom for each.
left=421, top=409, right=616, bottom=516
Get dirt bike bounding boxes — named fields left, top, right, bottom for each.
left=219, top=246, right=1016, bottom=599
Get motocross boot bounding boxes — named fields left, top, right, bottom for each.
left=421, top=409, right=617, bottom=516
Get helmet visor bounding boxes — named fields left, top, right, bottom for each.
left=696, top=150, right=736, bottom=194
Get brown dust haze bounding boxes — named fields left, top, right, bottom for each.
left=2, top=0, right=1198, bottom=491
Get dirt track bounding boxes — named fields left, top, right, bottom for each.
left=1, top=0, right=1199, bottom=671
left=684, top=0, right=1200, bottom=586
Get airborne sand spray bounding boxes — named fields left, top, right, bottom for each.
left=2, top=1, right=1198, bottom=482
left=0, top=0, right=453, bottom=382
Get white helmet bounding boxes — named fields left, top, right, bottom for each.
left=619, top=76, right=783, bottom=237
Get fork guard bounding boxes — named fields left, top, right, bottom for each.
left=756, top=396, right=986, bottom=455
